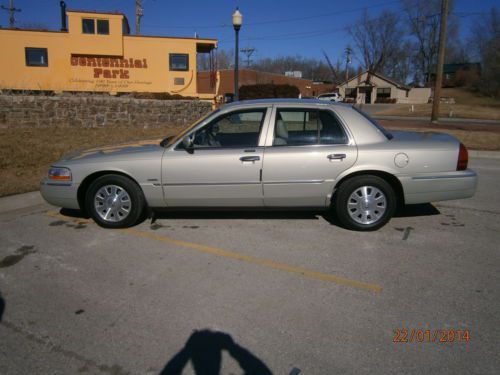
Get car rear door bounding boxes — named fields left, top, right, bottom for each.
left=162, top=106, right=271, bottom=207
left=262, top=105, right=357, bottom=207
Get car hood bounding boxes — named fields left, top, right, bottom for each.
left=59, top=139, right=164, bottom=163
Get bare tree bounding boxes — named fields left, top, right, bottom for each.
left=402, top=0, right=460, bottom=85
left=347, top=10, right=404, bottom=80
left=216, top=49, right=234, bottom=70
left=469, top=7, right=500, bottom=96
left=251, top=55, right=334, bottom=82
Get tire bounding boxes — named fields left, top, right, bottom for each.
left=334, top=175, right=396, bottom=231
left=85, top=174, right=146, bottom=228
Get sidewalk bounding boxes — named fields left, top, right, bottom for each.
left=374, top=115, right=500, bottom=126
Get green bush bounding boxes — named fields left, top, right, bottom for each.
left=239, top=84, right=300, bottom=100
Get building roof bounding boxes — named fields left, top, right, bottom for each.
left=339, top=70, right=409, bottom=90
left=66, top=9, right=127, bottom=16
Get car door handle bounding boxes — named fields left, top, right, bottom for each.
left=327, top=153, right=347, bottom=160
left=240, top=156, right=260, bottom=162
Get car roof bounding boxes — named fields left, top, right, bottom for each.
left=223, top=98, right=348, bottom=108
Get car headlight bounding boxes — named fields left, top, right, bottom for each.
left=48, top=167, right=72, bottom=181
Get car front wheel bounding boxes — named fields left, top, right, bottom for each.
left=85, top=174, right=146, bottom=228
left=335, top=175, right=396, bottom=231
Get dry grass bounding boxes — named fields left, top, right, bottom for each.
left=375, top=88, right=500, bottom=120
left=0, top=126, right=181, bottom=197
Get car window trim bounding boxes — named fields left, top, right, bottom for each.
left=270, top=107, right=350, bottom=147
left=173, top=107, right=269, bottom=151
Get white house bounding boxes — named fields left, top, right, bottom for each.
left=338, top=70, right=431, bottom=104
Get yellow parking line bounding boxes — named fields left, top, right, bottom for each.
left=46, top=211, right=383, bottom=293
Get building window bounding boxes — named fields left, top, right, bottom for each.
left=25, top=48, right=48, bottom=67
left=169, top=54, right=189, bottom=71
left=345, top=88, right=357, bottom=98
left=376, top=88, right=391, bottom=99
left=82, top=18, right=95, bottom=34
left=97, top=20, right=109, bottom=35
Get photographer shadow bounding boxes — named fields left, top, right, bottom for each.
left=161, top=329, right=272, bottom=375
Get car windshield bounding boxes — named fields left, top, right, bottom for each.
left=161, top=108, right=220, bottom=147
left=352, top=106, right=393, bottom=140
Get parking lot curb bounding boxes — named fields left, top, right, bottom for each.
left=469, top=150, right=500, bottom=159
left=0, top=191, right=45, bottom=214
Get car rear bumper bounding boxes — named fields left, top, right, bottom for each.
left=40, top=179, right=80, bottom=209
left=399, top=169, right=477, bottom=204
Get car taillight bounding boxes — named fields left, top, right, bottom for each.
left=457, top=143, right=468, bottom=170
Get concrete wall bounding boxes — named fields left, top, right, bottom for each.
left=0, top=94, right=212, bottom=128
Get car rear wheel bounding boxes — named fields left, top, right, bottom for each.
left=335, top=175, right=396, bottom=231
left=85, top=174, right=145, bottom=228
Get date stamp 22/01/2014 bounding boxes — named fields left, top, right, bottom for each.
left=393, top=328, right=471, bottom=343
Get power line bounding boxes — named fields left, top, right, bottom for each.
left=240, top=47, right=256, bottom=67
left=141, top=0, right=401, bottom=30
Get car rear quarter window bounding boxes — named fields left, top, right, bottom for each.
left=273, top=108, right=348, bottom=146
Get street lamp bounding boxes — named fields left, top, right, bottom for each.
left=232, top=8, right=242, bottom=101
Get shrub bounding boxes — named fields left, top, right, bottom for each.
left=375, top=97, right=397, bottom=104
left=124, top=92, right=198, bottom=100
left=239, top=84, right=300, bottom=100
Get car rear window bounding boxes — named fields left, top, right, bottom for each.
left=352, top=106, right=393, bottom=140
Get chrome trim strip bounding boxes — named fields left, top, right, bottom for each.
left=44, top=182, right=72, bottom=187
left=411, top=171, right=476, bottom=180
left=264, top=180, right=325, bottom=185
left=161, top=181, right=261, bottom=186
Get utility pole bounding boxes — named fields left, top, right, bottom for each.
left=1, top=0, right=21, bottom=28
left=431, top=0, right=449, bottom=123
left=345, top=46, right=352, bottom=82
left=135, top=0, right=143, bottom=35
left=322, top=50, right=339, bottom=84
left=240, top=47, right=255, bottom=68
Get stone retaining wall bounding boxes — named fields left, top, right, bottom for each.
left=0, top=94, right=212, bottom=128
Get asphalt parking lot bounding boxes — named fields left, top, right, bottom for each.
left=0, top=157, right=499, bottom=375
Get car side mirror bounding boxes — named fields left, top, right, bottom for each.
left=182, top=135, right=194, bottom=153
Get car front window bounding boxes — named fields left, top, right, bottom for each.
left=191, top=109, right=267, bottom=149
left=163, top=109, right=220, bottom=147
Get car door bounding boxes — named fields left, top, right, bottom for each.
left=162, top=107, right=271, bottom=207
left=262, top=105, right=357, bottom=207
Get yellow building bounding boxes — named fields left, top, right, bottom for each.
left=0, top=8, right=217, bottom=97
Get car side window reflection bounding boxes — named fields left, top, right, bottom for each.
left=191, top=109, right=267, bottom=148
left=273, top=109, right=348, bottom=146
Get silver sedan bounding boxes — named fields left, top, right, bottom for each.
left=40, top=99, right=477, bottom=231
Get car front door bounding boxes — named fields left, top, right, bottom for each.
left=162, top=107, right=271, bottom=207
left=262, top=106, right=357, bottom=207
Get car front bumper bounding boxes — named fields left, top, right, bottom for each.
left=40, top=179, right=80, bottom=209
left=399, top=169, right=477, bottom=205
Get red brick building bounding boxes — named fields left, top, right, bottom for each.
left=197, top=69, right=335, bottom=98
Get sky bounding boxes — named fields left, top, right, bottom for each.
left=1, top=0, right=498, bottom=64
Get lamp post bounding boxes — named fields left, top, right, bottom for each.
left=232, top=8, right=242, bottom=101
